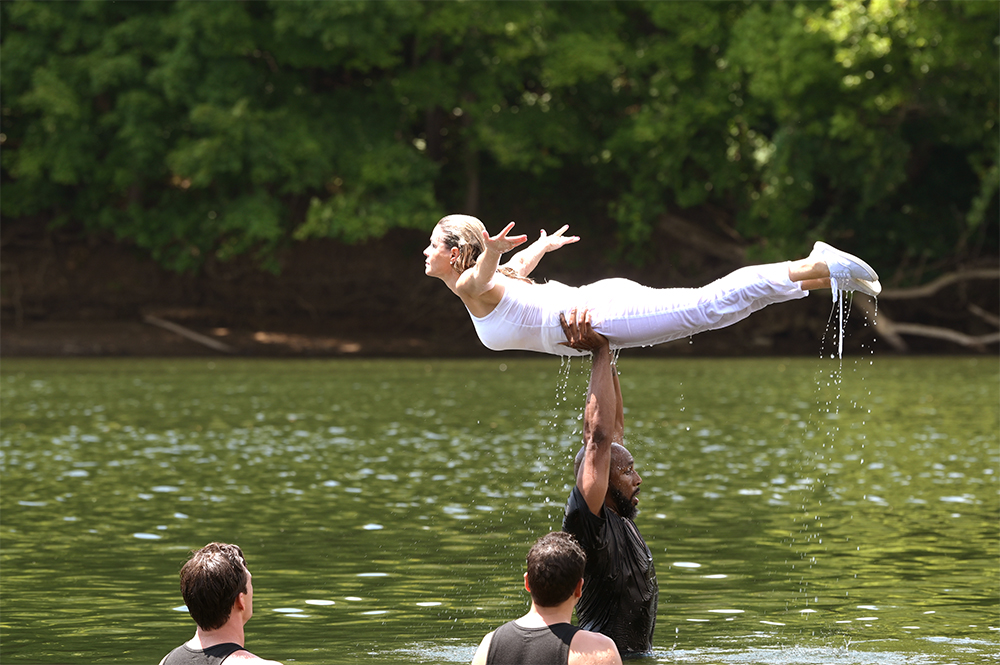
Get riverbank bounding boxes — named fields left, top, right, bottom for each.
left=1, top=220, right=990, bottom=358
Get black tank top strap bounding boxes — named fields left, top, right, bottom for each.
left=161, top=642, right=246, bottom=665
left=486, top=621, right=581, bottom=665
left=547, top=621, right=582, bottom=645
left=204, top=643, right=246, bottom=661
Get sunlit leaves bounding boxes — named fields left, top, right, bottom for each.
left=297, top=143, right=439, bottom=243
left=1, top=0, right=995, bottom=276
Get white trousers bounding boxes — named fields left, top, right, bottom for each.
left=471, top=263, right=808, bottom=356
left=580, top=263, right=808, bottom=353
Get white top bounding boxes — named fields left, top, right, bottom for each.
left=469, top=278, right=588, bottom=356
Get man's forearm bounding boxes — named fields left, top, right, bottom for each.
left=612, top=360, right=624, bottom=443
left=584, top=342, right=617, bottom=449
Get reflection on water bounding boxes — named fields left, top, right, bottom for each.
left=1, top=357, right=997, bottom=664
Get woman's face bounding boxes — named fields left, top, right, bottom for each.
left=423, top=226, right=456, bottom=278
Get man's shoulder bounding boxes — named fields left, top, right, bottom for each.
left=469, top=629, right=495, bottom=665
left=563, top=487, right=610, bottom=554
left=569, top=628, right=621, bottom=665
left=158, top=644, right=192, bottom=665
left=224, top=650, right=283, bottom=664
left=563, top=486, right=604, bottom=522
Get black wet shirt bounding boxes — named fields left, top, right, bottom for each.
left=486, top=621, right=581, bottom=665
left=562, top=485, right=657, bottom=655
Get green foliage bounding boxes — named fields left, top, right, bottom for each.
left=296, top=142, right=439, bottom=243
left=2, top=0, right=995, bottom=277
left=725, top=0, right=999, bottom=266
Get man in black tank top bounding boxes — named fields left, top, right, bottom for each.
left=471, top=532, right=621, bottom=665
left=159, top=542, right=283, bottom=665
left=559, top=311, right=659, bottom=657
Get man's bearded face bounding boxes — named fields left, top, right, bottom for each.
left=610, top=484, right=637, bottom=520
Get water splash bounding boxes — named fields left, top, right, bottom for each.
left=556, top=355, right=574, bottom=405
left=829, top=287, right=858, bottom=360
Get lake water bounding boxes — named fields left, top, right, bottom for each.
left=1, top=356, right=997, bottom=664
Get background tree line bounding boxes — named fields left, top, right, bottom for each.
left=2, top=0, right=997, bottom=286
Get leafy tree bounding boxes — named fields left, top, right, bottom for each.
left=2, top=1, right=439, bottom=270
left=2, top=0, right=995, bottom=280
left=601, top=0, right=998, bottom=273
left=729, top=0, right=999, bottom=275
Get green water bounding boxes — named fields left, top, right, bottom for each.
left=1, top=357, right=997, bottom=664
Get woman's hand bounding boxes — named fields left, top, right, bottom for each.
left=538, top=225, right=580, bottom=253
left=482, top=222, right=528, bottom=255
left=500, top=223, right=579, bottom=278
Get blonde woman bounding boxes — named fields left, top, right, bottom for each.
left=424, top=215, right=880, bottom=356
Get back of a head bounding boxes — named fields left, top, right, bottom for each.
left=574, top=443, right=628, bottom=481
left=179, top=542, right=248, bottom=631
left=526, top=532, right=586, bottom=607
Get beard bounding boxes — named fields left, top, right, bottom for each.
left=609, top=485, right=637, bottom=520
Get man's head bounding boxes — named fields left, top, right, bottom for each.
left=575, top=443, right=642, bottom=520
left=179, top=542, right=251, bottom=631
left=525, top=531, right=587, bottom=607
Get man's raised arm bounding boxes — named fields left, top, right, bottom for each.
left=560, top=308, right=617, bottom=516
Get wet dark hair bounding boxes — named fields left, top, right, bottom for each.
left=526, top=532, right=586, bottom=607
left=179, top=542, right=248, bottom=631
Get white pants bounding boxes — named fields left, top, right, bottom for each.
left=581, top=263, right=807, bottom=352
left=472, top=263, right=808, bottom=356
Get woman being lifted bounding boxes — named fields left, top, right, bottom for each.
left=423, top=215, right=880, bottom=357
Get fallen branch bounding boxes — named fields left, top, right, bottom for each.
left=854, top=298, right=908, bottom=352
left=886, top=323, right=1000, bottom=349
left=143, top=315, right=236, bottom=354
left=969, top=303, right=1000, bottom=328
left=854, top=298, right=999, bottom=352
left=879, top=268, right=1000, bottom=300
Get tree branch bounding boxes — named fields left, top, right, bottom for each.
left=879, top=268, right=1000, bottom=300
left=143, top=315, right=236, bottom=354
left=854, top=298, right=908, bottom=352
left=855, top=292, right=1000, bottom=352
left=969, top=303, right=1000, bottom=328
left=888, top=323, right=1000, bottom=349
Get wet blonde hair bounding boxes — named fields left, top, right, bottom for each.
left=435, top=215, right=533, bottom=283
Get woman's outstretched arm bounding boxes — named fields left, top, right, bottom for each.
left=502, top=225, right=579, bottom=278
left=454, top=222, right=527, bottom=298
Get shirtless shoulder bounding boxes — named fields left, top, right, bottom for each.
left=224, top=650, right=283, bottom=665
left=470, top=630, right=494, bottom=665
left=569, top=629, right=622, bottom=665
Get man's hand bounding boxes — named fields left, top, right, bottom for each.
left=559, top=308, right=608, bottom=352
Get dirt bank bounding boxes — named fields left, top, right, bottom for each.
left=0, top=220, right=985, bottom=358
